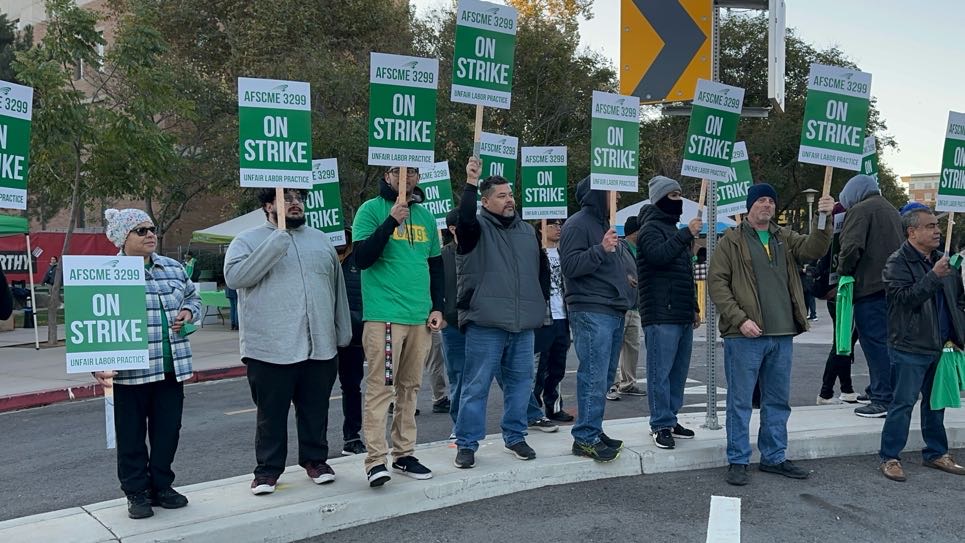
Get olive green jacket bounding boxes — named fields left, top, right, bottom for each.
left=708, top=217, right=832, bottom=338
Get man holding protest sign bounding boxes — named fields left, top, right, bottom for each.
left=637, top=176, right=702, bottom=450
left=225, top=188, right=351, bottom=495
left=560, top=177, right=633, bottom=462
left=92, top=209, right=201, bottom=519
left=353, top=166, right=444, bottom=486
left=452, top=156, right=549, bottom=469
left=709, top=185, right=834, bottom=486
left=838, top=174, right=903, bottom=418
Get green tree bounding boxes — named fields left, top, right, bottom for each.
left=0, top=13, right=32, bottom=83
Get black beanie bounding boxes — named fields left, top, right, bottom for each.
left=746, top=183, right=778, bottom=210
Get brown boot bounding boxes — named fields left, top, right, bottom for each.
left=880, top=459, right=906, bottom=482
left=923, top=454, right=965, bottom=475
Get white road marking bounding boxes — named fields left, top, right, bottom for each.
left=706, top=495, right=741, bottom=543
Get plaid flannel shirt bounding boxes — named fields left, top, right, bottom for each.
left=113, top=253, right=202, bottom=385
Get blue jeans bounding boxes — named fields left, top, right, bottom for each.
left=854, top=294, right=892, bottom=405
left=724, top=336, right=793, bottom=465
left=441, top=326, right=466, bottom=427
left=879, top=348, right=947, bottom=462
left=645, top=323, right=694, bottom=432
left=454, top=324, right=534, bottom=451
left=570, top=311, right=625, bottom=445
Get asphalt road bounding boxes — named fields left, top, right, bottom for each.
left=0, top=340, right=869, bottom=521
left=309, top=448, right=965, bottom=543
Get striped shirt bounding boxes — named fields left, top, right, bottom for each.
left=114, top=253, right=202, bottom=385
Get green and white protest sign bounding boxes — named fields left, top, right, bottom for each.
left=0, top=81, right=33, bottom=210
left=681, top=79, right=745, bottom=182
left=451, top=0, right=517, bottom=109
left=480, top=131, right=518, bottom=184
left=521, top=146, right=567, bottom=220
left=238, top=77, right=312, bottom=188
left=305, top=159, right=345, bottom=246
left=798, top=64, right=872, bottom=171
left=717, top=141, right=752, bottom=217
left=861, top=136, right=878, bottom=178
left=418, top=162, right=455, bottom=230
left=590, top=91, right=640, bottom=191
left=368, top=52, right=439, bottom=168
left=937, top=111, right=965, bottom=212
left=63, top=256, right=149, bottom=374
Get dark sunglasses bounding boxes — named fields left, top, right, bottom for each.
left=132, top=226, right=157, bottom=237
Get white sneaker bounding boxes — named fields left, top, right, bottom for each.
left=816, top=395, right=841, bottom=405
left=839, top=392, right=860, bottom=403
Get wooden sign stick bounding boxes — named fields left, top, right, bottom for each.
left=541, top=219, right=548, bottom=246
left=397, top=166, right=408, bottom=205
left=472, top=105, right=484, bottom=159
left=945, top=212, right=955, bottom=254
left=697, top=179, right=708, bottom=218
left=609, top=191, right=617, bottom=230
left=274, top=187, right=287, bottom=230
left=817, top=165, right=833, bottom=229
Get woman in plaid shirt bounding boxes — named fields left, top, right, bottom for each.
left=93, top=208, right=201, bottom=520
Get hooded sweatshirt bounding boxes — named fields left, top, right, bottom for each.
left=559, top=177, right=633, bottom=316
left=837, top=174, right=903, bottom=299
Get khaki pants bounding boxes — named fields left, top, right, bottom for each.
left=424, top=330, right=448, bottom=403
left=361, top=321, right=431, bottom=472
left=614, top=310, right=641, bottom=390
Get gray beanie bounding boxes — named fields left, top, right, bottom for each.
left=648, top=175, right=682, bottom=204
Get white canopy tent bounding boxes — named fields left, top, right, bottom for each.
left=615, top=198, right=737, bottom=236
left=191, top=209, right=266, bottom=244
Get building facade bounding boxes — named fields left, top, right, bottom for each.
left=900, top=173, right=939, bottom=208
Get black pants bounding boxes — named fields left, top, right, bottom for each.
left=820, top=301, right=857, bottom=398
left=245, top=357, right=338, bottom=477
left=337, top=345, right=365, bottom=442
left=113, top=373, right=184, bottom=496
left=533, top=318, right=571, bottom=415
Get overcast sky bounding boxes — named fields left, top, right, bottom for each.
left=412, top=0, right=963, bottom=178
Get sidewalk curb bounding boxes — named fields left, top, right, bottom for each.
left=0, top=366, right=247, bottom=414
left=2, top=406, right=961, bottom=543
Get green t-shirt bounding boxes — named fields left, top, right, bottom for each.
left=756, top=230, right=771, bottom=260
left=352, top=197, right=441, bottom=324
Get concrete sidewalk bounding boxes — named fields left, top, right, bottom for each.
left=0, top=315, right=837, bottom=413
left=2, top=404, right=961, bottom=543
left=0, top=325, right=246, bottom=413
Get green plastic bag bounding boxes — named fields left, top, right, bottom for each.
left=835, top=276, right=855, bottom=355
left=931, top=342, right=965, bottom=410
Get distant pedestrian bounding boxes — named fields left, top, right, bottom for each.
left=183, top=252, right=197, bottom=281
left=224, top=286, right=238, bottom=330
left=708, top=184, right=833, bottom=486
left=92, top=208, right=201, bottom=519
left=607, top=214, right=645, bottom=401
left=441, top=210, right=463, bottom=435
left=41, top=256, right=58, bottom=286
left=453, top=157, right=549, bottom=469
left=225, top=188, right=352, bottom=496
left=838, top=174, right=903, bottom=418
left=878, top=206, right=965, bottom=482
left=560, top=177, right=634, bottom=462
left=637, top=176, right=702, bottom=450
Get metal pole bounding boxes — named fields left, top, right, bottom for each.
left=703, top=4, right=722, bottom=431
left=24, top=234, right=40, bottom=350
left=807, top=201, right=814, bottom=234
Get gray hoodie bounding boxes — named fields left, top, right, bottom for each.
left=225, top=222, right=352, bottom=364
left=558, top=177, right=633, bottom=316
left=839, top=174, right=879, bottom=210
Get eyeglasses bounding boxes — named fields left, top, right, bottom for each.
left=132, top=226, right=156, bottom=237
left=388, top=168, right=419, bottom=178
left=283, top=194, right=304, bottom=204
